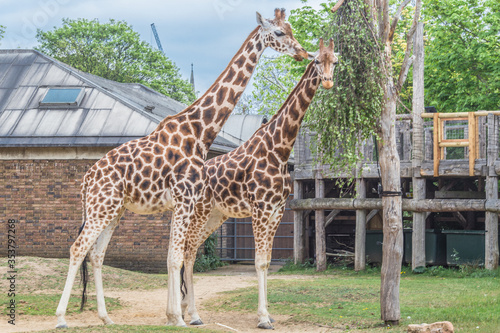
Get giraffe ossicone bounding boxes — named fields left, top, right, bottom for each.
left=54, top=9, right=307, bottom=329
left=181, top=38, right=338, bottom=329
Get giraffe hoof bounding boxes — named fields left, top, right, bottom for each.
left=190, top=319, right=204, bottom=325
left=257, top=322, right=274, bottom=329
left=55, top=323, right=68, bottom=329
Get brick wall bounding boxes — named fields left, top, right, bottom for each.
left=0, top=159, right=171, bottom=273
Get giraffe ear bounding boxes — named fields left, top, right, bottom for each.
left=256, top=12, right=270, bottom=28
left=274, top=8, right=281, bottom=21
left=328, top=38, right=335, bottom=51
left=307, top=51, right=317, bottom=60
left=280, top=8, right=286, bottom=21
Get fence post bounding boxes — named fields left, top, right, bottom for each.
left=485, top=113, right=499, bottom=269
left=293, top=179, right=305, bottom=264
left=412, top=21, right=426, bottom=270
left=315, top=173, right=326, bottom=271
left=355, top=177, right=367, bottom=271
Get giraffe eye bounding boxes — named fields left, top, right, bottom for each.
left=274, top=30, right=285, bottom=37
left=314, top=59, right=320, bottom=64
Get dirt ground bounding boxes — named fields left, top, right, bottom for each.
left=1, top=263, right=338, bottom=333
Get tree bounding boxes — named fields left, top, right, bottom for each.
left=36, top=19, right=196, bottom=104
left=424, top=0, right=500, bottom=112
left=0, top=25, right=5, bottom=44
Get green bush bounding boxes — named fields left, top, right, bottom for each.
left=193, top=233, right=226, bottom=272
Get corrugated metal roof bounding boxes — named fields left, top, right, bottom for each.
left=0, top=49, right=238, bottom=153
left=219, top=114, right=267, bottom=146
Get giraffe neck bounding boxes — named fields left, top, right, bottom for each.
left=261, top=61, right=320, bottom=162
left=156, top=26, right=266, bottom=154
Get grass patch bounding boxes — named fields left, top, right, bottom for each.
left=207, top=266, right=500, bottom=332
left=0, top=294, right=121, bottom=316
left=0, top=256, right=168, bottom=294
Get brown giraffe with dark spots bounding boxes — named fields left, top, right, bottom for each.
left=55, top=9, right=307, bottom=329
left=181, top=39, right=338, bottom=329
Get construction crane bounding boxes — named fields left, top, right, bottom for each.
left=150, top=23, right=164, bottom=54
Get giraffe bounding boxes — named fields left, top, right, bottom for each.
left=182, top=38, right=338, bottom=329
left=55, top=9, right=308, bottom=329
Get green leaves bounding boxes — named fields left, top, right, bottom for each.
left=423, top=0, right=500, bottom=112
left=307, top=0, right=383, bottom=173
left=35, top=19, right=196, bottom=104
left=0, top=25, right=5, bottom=44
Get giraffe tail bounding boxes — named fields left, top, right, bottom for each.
left=180, top=264, right=187, bottom=300
left=79, top=180, right=89, bottom=311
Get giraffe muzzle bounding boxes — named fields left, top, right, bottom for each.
left=322, top=79, right=333, bottom=89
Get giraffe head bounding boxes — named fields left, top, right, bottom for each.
left=308, top=38, right=338, bottom=89
left=256, top=8, right=308, bottom=61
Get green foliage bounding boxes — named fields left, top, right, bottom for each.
left=278, top=258, right=317, bottom=273
left=247, top=3, right=332, bottom=116
left=306, top=0, right=383, bottom=174
left=0, top=25, right=5, bottom=43
left=424, top=0, right=500, bottom=112
left=35, top=18, right=195, bottom=104
left=248, top=1, right=384, bottom=175
left=193, top=233, right=226, bottom=272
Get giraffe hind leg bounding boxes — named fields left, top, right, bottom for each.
left=254, top=205, right=286, bottom=329
left=55, top=215, right=118, bottom=328
left=89, top=215, right=122, bottom=325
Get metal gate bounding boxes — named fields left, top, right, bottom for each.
left=215, top=206, right=294, bottom=262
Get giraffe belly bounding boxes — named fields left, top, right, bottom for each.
left=124, top=189, right=175, bottom=214
left=214, top=200, right=252, bottom=218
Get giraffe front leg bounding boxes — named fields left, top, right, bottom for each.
left=166, top=199, right=196, bottom=328
left=255, top=251, right=273, bottom=329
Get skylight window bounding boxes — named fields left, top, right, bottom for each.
left=40, top=88, right=85, bottom=107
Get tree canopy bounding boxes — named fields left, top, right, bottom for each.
left=36, top=19, right=196, bottom=104
left=424, top=0, right=500, bottom=112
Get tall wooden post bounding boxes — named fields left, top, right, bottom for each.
left=355, top=177, right=367, bottom=271
left=411, top=22, right=426, bottom=270
left=485, top=113, right=499, bottom=269
left=315, top=173, right=326, bottom=271
left=293, top=179, right=305, bottom=264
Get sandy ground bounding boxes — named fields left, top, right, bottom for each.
left=1, top=264, right=339, bottom=333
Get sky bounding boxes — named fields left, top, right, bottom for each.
left=0, top=0, right=325, bottom=95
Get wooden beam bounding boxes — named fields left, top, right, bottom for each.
left=293, top=180, right=305, bottom=264
left=355, top=178, right=367, bottom=271
left=468, top=112, right=477, bottom=176
left=325, top=210, right=341, bottom=228
left=412, top=21, right=426, bottom=270
left=290, top=198, right=500, bottom=213
left=315, top=175, right=326, bottom=271
left=366, top=209, right=380, bottom=222
left=433, top=113, right=440, bottom=177
left=485, top=113, right=499, bottom=270
left=435, top=190, right=486, bottom=199
left=422, top=110, right=500, bottom=118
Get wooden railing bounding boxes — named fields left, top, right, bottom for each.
left=422, top=111, right=500, bottom=177
left=294, top=111, right=500, bottom=179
